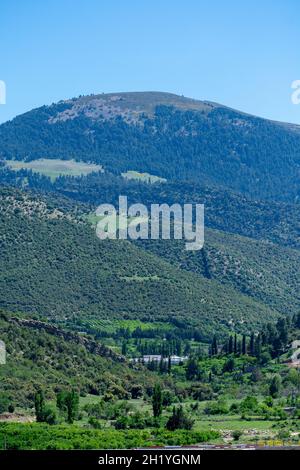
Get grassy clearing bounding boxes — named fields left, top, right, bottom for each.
left=193, top=416, right=275, bottom=432
left=5, top=158, right=103, bottom=180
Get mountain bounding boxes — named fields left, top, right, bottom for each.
left=0, top=92, right=298, bottom=338
left=0, top=187, right=279, bottom=339
left=0, top=91, right=299, bottom=202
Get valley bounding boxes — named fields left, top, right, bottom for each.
left=0, top=91, right=299, bottom=450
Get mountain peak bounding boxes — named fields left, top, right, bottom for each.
left=48, top=91, right=217, bottom=124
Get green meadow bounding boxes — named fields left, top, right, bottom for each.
left=5, top=158, right=103, bottom=181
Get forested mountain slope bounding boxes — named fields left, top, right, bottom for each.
left=0, top=91, right=299, bottom=202
left=1, top=171, right=299, bottom=250
left=136, top=228, right=300, bottom=318
left=0, top=188, right=279, bottom=338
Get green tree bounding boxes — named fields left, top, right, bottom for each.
left=269, top=375, right=281, bottom=398
left=234, top=334, right=237, bottom=354
left=228, top=336, right=234, bottom=354
left=34, top=390, right=45, bottom=422
left=65, top=390, right=79, bottom=424
left=250, top=333, right=255, bottom=356
left=232, top=430, right=243, bottom=441
left=242, top=335, right=247, bottom=355
left=185, top=357, right=200, bottom=380
left=211, top=335, right=218, bottom=356
left=166, top=406, right=194, bottom=431
left=152, top=384, right=163, bottom=418
left=121, top=341, right=128, bottom=356
left=223, top=357, right=235, bottom=373
left=56, top=390, right=79, bottom=423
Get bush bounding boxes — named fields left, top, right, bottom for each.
left=8, top=404, right=15, bottom=413
left=223, top=357, right=235, bottom=373
left=204, top=400, right=229, bottom=415
left=277, top=429, right=290, bottom=440
left=269, top=375, right=281, bottom=398
left=42, top=406, right=57, bottom=425
left=0, top=423, right=220, bottom=449
left=240, top=396, right=258, bottom=413
left=130, top=385, right=143, bottom=399
left=0, top=396, right=9, bottom=413
left=162, top=390, right=174, bottom=407
left=88, top=417, right=102, bottom=429
left=232, top=430, right=243, bottom=441
left=230, top=403, right=239, bottom=413
left=189, top=384, right=213, bottom=401
left=166, top=406, right=194, bottom=431
left=114, top=412, right=151, bottom=430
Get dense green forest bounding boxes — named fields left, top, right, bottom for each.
left=1, top=169, right=299, bottom=250
left=0, top=187, right=279, bottom=338
left=0, top=92, right=299, bottom=202
left=136, top=229, right=300, bottom=317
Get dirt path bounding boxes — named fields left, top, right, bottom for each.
left=0, top=412, right=35, bottom=423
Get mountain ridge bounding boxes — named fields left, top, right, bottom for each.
left=0, top=91, right=299, bottom=202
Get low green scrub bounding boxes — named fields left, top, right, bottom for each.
left=0, top=423, right=219, bottom=450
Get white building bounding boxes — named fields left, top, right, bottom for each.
left=131, top=354, right=187, bottom=365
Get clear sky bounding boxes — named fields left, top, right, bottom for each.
left=0, top=0, right=299, bottom=124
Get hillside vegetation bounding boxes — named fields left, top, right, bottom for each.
left=0, top=92, right=299, bottom=202
left=0, top=188, right=279, bottom=338
left=1, top=171, right=299, bottom=250
left=136, top=228, right=300, bottom=317
left=0, top=311, right=158, bottom=407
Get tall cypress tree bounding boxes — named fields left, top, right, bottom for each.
left=211, top=335, right=218, bottom=356
left=242, top=334, right=247, bottom=355
left=34, top=390, right=45, bottom=422
left=250, top=333, right=255, bottom=356
left=234, top=334, right=237, bottom=354
left=228, top=336, right=234, bottom=354
left=152, top=383, right=163, bottom=418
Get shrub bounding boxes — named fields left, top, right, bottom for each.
left=204, top=400, right=229, bottom=415
left=232, top=430, right=243, bottom=441
left=42, top=406, right=57, bottom=425
left=162, top=390, right=174, bottom=407
left=8, top=404, right=15, bottom=413
left=166, top=406, right=194, bottom=431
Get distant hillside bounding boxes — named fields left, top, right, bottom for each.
left=0, top=188, right=279, bottom=338
left=0, top=91, right=299, bottom=202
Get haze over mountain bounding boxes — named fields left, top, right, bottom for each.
left=0, top=92, right=299, bottom=203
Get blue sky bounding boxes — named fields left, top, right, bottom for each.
left=0, top=0, right=299, bottom=124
